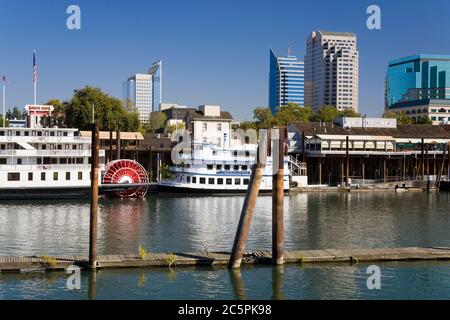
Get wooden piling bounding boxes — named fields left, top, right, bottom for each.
left=116, top=130, right=121, bottom=160
left=109, top=130, right=113, bottom=163
left=89, top=123, right=100, bottom=270
left=436, top=143, right=448, bottom=188
left=345, top=136, right=350, bottom=186
left=228, top=129, right=268, bottom=269
left=301, top=130, right=306, bottom=163
left=272, top=128, right=285, bottom=265
left=421, top=138, right=425, bottom=180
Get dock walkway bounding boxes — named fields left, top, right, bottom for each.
left=2, top=247, right=450, bottom=272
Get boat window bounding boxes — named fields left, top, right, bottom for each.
left=66, top=172, right=71, bottom=180
left=200, top=178, right=206, bottom=184
left=15, top=131, right=20, bottom=136
left=51, top=158, right=57, bottom=164
left=78, top=172, right=83, bottom=180
left=207, top=164, right=213, bottom=170
left=37, top=131, right=42, bottom=136
left=63, top=132, right=68, bottom=137
left=216, top=165, right=222, bottom=170
left=24, top=131, right=29, bottom=136
left=0, top=131, right=4, bottom=136
left=0, top=158, right=6, bottom=164
left=226, top=178, right=232, bottom=185
left=28, top=173, right=33, bottom=181
left=233, top=151, right=238, bottom=156
left=242, top=165, right=248, bottom=171
left=243, top=179, right=250, bottom=185
left=57, top=145, right=62, bottom=150
left=53, top=172, right=59, bottom=181
left=235, top=178, right=241, bottom=185
left=76, top=158, right=83, bottom=164
left=7, top=173, right=20, bottom=181
left=208, top=178, right=215, bottom=184
left=42, top=145, right=47, bottom=150
left=17, top=158, right=22, bottom=165
left=217, top=178, right=223, bottom=185
left=41, top=172, right=46, bottom=181
left=245, top=151, right=250, bottom=157
left=72, top=145, right=77, bottom=150
left=192, top=177, right=197, bottom=183
left=37, top=158, right=42, bottom=164
left=234, top=165, right=239, bottom=171
left=0, top=144, right=5, bottom=150
left=186, top=176, right=191, bottom=183
left=50, top=132, right=55, bottom=137
left=224, top=165, right=230, bottom=170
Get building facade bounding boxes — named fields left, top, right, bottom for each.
left=269, top=48, right=305, bottom=114
left=385, top=55, right=450, bottom=108
left=304, top=30, right=359, bottom=112
left=123, top=60, right=163, bottom=123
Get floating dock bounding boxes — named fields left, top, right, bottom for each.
left=2, top=247, right=450, bottom=272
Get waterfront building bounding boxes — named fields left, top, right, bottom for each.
left=269, top=48, right=305, bottom=114
left=184, top=105, right=234, bottom=149
left=304, top=30, right=359, bottom=112
left=288, top=118, right=450, bottom=186
left=123, top=60, right=163, bottom=123
left=385, top=55, right=450, bottom=125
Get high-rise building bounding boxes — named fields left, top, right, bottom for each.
left=385, top=55, right=450, bottom=107
left=385, top=54, right=450, bottom=125
left=269, top=48, right=305, bottom=114
left=304, top=30, right=359, bottom=112
left=123, top=60, right=163, bottom=123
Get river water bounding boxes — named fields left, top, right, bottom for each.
left=1, top=191, right=450, bottom=299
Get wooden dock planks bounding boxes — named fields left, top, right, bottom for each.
left=2, top=247, right=450, bottom=273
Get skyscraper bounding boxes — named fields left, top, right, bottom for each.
left=304, top=31, right=359, bottom=112
left=269, top=48, right=305, bottom=114
left=385, top=54, right=450, bottom=125
left=123, top=60, right=163, bottom=123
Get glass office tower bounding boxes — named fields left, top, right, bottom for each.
left=385, top=54, right=450, bottom=108
left=269, top=48, right=305, bottom=114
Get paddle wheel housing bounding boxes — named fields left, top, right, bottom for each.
left=102, top=159, right=149, bottom=198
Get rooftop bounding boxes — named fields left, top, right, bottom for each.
left=389, top=54, right=450, bottom=66
left=317, top=30, right=356, bottom=38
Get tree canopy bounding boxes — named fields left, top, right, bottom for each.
left=146, top=111, right=167, bottom=133
left=62, top=86, right=140, bottom=131
left=383, top=111, right=413, bottom=124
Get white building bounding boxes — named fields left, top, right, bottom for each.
left=184, top=105, right=234, bottom=149
left=305, top=30, right=359, bottom=112
left=123, top=60, right=163, bottom=123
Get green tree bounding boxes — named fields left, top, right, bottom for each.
left=0, top=114, right=10, bottom=127
left=6, top=107, right=26, bottom=120
left=166, top=122, right=185, bottom=134
left=64, top=86, right=140, bottom=131
left=339, top=108, right=360, bottom=118
left=274, top=103, right=312, bottom=125
left=311, top=105, right=341, bottom=122
left=383, top=110, right=413, bottom=124
left=414, top=116, right=433, bottom=125
left=146, top=111, right=167, bottom=133
left=253, top=107, right=274, bottom=129
left=235, top=120, right=258, bottom=131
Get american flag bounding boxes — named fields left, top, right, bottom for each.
left=33, top=50, right=37, bottom=83
left=1, top=75, right=8, bottom=84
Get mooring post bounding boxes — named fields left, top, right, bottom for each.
left=109, top=130, right=113, bottom=162
left=116, top=130, right=121, bottom=160
left=436, top=143, right=448, bottom=188
left=272, top=127, right=285, bottom=265
left=228, top=129, right=268, bottom=269
left=301, top=130, right=306, bottom=163
left=421, top=138, right=425, bottom=180
left=89, top=122, right=99, bottom=270
left=346, top=136, right=350, bottom=187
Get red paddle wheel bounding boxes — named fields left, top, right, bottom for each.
left=102, top=160, right=149, bottom=198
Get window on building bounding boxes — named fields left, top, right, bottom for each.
left=235, top=178, right=241, bottom=185
left=217, top=178, right=223, bottom=185
left=200, top=177, right=206, bottom=184
left=217, top=123, right=222, bottom=131
left=28, top=172, right=33, bottom=181
left=208, top=178, right=215, bottom=184
left=202, top=123, right=207, bottom=132
left=226, top=178, right=232, bottom=185
left=7, top=173, right=20, bottom=181
left=243, top=179, right=250, bottom=185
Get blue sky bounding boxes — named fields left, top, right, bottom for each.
left=1, top=0, right=450, bottom=121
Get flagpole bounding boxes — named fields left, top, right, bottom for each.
left=33, top=49, right=37, bottom=105
left=2, top=82, right=5, bottom=127
left=34, top=81, right=36, bottom=105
